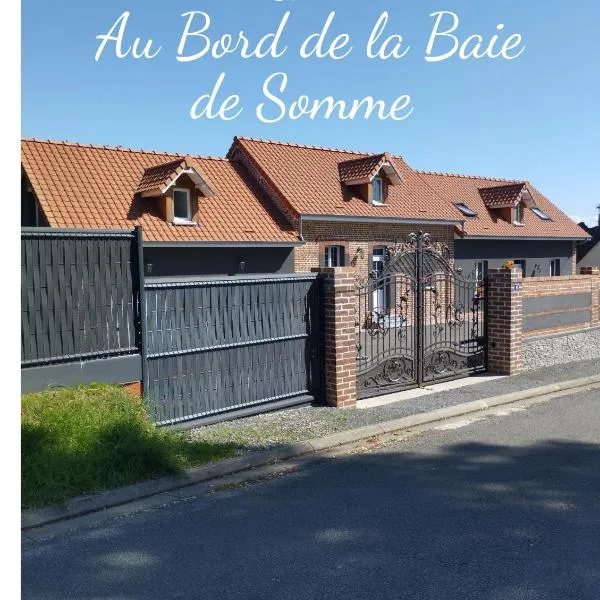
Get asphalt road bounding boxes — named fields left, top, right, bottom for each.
left=22, top=389, right=600, bottom=600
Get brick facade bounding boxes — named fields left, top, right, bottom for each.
left=487, top=268, right=524, bottom=375
left=295, top=221, right=455, bottom=274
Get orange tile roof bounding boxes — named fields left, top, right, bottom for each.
left=21, top=139, right=297, bottom=244
left=230, top=137, right=464, bottom=223
left=230, top=137, right=587, bottom=239
left=420, top=171, right=589, bottom=239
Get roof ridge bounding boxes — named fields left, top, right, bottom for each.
left=338, top=153, right=386, bottom=165
left=235, top=136, right=383, bottom=157
left=21, top=137, right=229, bottom=161
left=417, top=169, right=520, bottom=183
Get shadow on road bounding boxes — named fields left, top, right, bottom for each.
left=22, top=435, right=600, bottom=600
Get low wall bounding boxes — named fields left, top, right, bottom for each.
left=522, top=274, right=600, bottom=339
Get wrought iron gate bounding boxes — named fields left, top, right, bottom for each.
left=355, top=232, right=486, bottom=400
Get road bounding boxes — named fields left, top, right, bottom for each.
left=22, top=388, right=600, bottom=600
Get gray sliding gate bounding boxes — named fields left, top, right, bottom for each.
left=143, top=275, right=324, bottom=425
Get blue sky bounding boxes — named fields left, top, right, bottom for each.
left=22, top=0, right=600, bottom=225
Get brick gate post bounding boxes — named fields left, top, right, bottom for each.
left=487, top=267, right=524, bottom=375
left=314, top=267, right=357, bottom=408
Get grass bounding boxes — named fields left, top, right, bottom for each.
left=21, top=384, right=238, bottom=510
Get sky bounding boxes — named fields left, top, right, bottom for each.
left=22, top=0, right=600, bottom=225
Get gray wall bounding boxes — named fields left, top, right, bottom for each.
left=454, top=239, right=573, bottom=277
left=143, top=246, right=295, bottom=277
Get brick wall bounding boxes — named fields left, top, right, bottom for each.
left=522, top=271, right=600, bottom=339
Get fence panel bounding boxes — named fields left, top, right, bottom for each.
left=21, top=228, right=141, bottom=366
left=144, top=275, right=323, bottom=425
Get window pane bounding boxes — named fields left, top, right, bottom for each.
left=372, top=178, right=383, bottom=204
left=173, top=190, right=189, bottom=220
left=325, top=245, right=344, bottom=267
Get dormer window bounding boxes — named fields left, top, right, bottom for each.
left=173, top=188, right=192, bottom=223
left=372, top=177, right=384, bottom=205
left=136, top=157, right=216, bottom=226
left=338, top=152, right=402, bottom=206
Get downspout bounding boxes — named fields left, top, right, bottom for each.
left=299, top=214, right=304, bottom=241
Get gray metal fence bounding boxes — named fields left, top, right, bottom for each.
left=21, top=229, right=324, bottom=424
left=144, top=275, right=323, bottom=425
left=21, top=228, right=142, bottom=366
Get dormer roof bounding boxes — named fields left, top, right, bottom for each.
left=479, top=183, right=534, bottom=209
left=338, top=153, right=402, bottom=186
left=136, top=157, right=216, bottom=197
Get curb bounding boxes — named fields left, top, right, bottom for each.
left=22, top=374, right=600, bottom=532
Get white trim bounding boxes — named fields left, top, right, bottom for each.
left=162, top=168, right=216, bottom=197
left=172, top=187, right=193, bottom=223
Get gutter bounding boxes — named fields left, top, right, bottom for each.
left=299, top=214, right=464, bottom=226
left=455, top=235, right=592, bottom=242
left=143, top=241, right=304, bottom=248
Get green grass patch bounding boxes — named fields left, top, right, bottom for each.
left=21, top=384, right=238, bottom=509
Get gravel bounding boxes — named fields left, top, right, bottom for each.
left=524, top=328, right=600, bottom=370
left=187, top=357, right=600, bottom=451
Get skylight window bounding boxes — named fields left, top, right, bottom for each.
left=455, top=202, right=478, bottom=217
left=531, top=207, right=552, bottom=221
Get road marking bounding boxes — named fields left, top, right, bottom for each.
left=489, top=407, right=526, bottom=416
left=435, top=419, right=476, bottom=430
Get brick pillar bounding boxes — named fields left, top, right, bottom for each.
left=487, top=267, right=523, bottom=375
left=580, top=267, right=600, bottom=325
left=314, top=267, right=357, bottom=408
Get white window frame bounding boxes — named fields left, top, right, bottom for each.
left=372, top=177, right=385, bottom=205
left=512, top=204, right=522, bottom=224
left=172, top=188, right=193, bottom=224
left=550, top=259, right=561, bottom=277
left=324, top=245, right=344, bottom=267
left=475, top=260, right=488, bottom=281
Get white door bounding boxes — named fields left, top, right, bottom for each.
left=372, top=248, right=386, bottom=313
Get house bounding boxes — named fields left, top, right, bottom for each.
left=21, top=137, right=590, bottom=281
left=577, top=214, right=600, bottom=271
left=20, top=139, right=300, bottom=277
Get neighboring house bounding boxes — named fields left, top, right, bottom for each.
left=21, top=137, right=590, bottom=281
left=20, top=139, right=300, bottom=277
left=577, top=220, right=600, bottom=270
